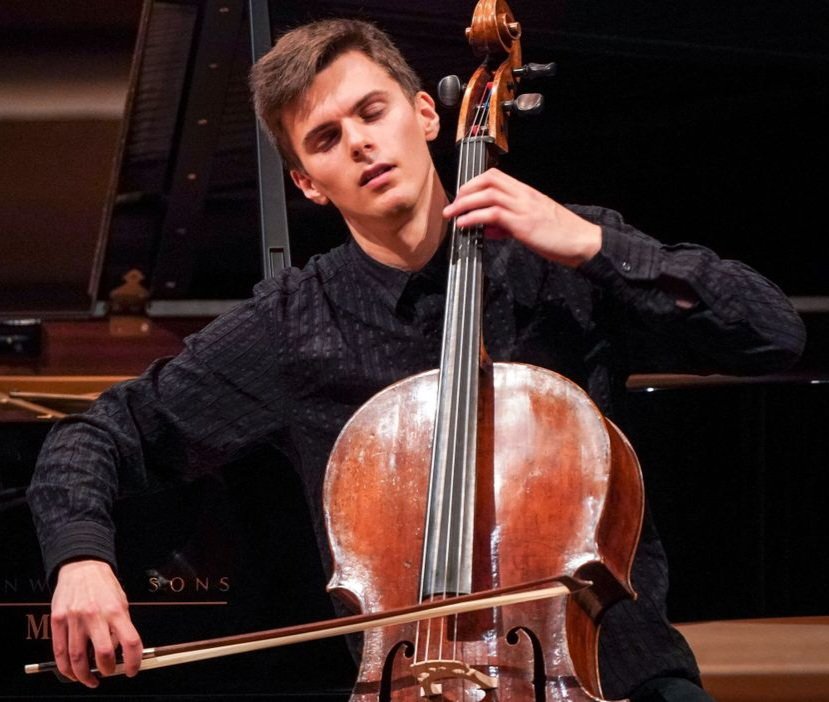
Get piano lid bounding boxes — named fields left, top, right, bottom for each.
left=97, top=0, right=269, bottom=316
left=0, top=2, right=143, bottom=319
left=0, top=0, right=347, bottom=321
left=0, top=0, right=272, bottom=319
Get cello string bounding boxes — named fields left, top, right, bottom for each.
left=437, top=104, right=477, bottom=661
left=417, top=100, right=469, bottom=651
left=415, top=98, right=478, bottom=664
left=456, top=93, right=492, bottom=664
left=442, top=104, right=481, bottom=655
left=416, top=79, right=491, bottom=665
left=447, top=85, right=491, bottom=663
left=432, top=87, right=491, bottom=663
left=448, top=82, right=490, bottom=680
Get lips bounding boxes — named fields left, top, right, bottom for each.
left=359, top=163, right=394, bottom=187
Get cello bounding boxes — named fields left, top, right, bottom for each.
left=323, top=1, right=644, bottom=698
left=27, top=1, right=644, bottom=699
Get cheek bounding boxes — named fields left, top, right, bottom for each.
left=311, top=164, right=344, bottom=194
left=410, top=136, right=434, bottom=175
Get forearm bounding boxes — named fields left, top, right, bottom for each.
left=28, top=292, right=289, bottom=582
left=27, top=382, right=152, bottom=583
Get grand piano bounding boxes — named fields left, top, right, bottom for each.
left=1, top=1, right=827, bottom=699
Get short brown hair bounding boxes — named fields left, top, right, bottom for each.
left=250, top=18, right=421, bottom=170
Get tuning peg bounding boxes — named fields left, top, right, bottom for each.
left=437, top=75, right=466, bottom=108
left=503, top=93, right=544, bottom=116
left=512, top=62, right=557, bottom=80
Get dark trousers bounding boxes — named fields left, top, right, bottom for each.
left=630, top=677, right=717, bottom=702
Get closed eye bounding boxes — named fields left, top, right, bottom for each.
left=313, top=129, right=339, bottom=151
left=361, top=102, right=386, bottom=122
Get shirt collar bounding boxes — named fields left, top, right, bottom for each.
left=345, top=235, right=450, bottom=311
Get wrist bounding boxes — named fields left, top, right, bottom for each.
left=565, top=222, right=602, bottom=268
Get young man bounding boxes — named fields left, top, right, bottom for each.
left=28, top=18, right=804, bottom=701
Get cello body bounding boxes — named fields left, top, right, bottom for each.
left=325, top=363, right=644, bottom=701
left=323, top=1, right=645, bottom=699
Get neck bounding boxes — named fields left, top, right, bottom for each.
left=346, top=170, right=449, bottom=271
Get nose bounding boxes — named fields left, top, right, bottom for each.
left=343, top=119, right=373, bottom=160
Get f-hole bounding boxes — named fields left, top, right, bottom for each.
left=506, top=626, right=547, bottom=702
left=379, top=639, right=414, bottom=702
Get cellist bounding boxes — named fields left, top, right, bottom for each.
left=28, top=17, right=804, bottom=702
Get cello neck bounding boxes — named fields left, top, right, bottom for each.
left=420, top=98, right=501, bottom=598
left=419, top=0, right=522, bottom=604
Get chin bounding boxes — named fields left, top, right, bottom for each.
left=374, top=191, right=417, bottom=217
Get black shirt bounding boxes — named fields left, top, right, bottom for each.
left=27, top=205, right=805, bottom=698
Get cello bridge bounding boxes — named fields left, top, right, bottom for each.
left=410, top=659, right=498, bottom=698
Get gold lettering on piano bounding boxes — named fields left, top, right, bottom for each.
left=29, top=576, right=50, bottom=594
left=26, top=613, right=50, bottom=640
left=147, top=575, right=231, bottom=594
left=3, top=575, right=51, bottom=595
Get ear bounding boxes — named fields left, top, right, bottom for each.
left=415, top=91, right=440, bottom=142
left=289, top=168, right=329, bottom=206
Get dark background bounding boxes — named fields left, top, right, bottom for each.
left=269, top=0, right=829, bottom=299
left=0, top=0, right=827, bottom=698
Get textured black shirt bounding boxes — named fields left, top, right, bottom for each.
left=28, top=205, right=805, bottom=698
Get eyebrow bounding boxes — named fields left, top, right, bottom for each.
left=301, top=89, right=390, bottom=152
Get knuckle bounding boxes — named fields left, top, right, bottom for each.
left=121, top=634, right=142, bottom=651
left=78, top=606, right=99, bottom=620
left=68, top=649, right=88, bottom=665
left=97, top=644, right=115, bottom=660
left=102, top=602, right=125, bottom=618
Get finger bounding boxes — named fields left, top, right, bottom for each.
left=455, top=206, right=505, bottom=230
left=49, top=609, right=77, bottom=683
left=87, top=617, right=117, bottom=677
left=111, top=616, right=144, bottom=677
left=67, top=618, right=98, bottom=688
left=455, top=168, right=515, bottom=198
left=444, top=187, right=512, bottom=220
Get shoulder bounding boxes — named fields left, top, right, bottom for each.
left=250, top=243, right=352, bottom=315
left=179, top=244, right=352, bottom=355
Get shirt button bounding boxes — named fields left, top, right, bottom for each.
left=621, top=260, right=632, bottom=272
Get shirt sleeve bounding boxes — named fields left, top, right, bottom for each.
left=27, top=282, right=291, bottom=583
left=572, top=205, right=806, bottom=374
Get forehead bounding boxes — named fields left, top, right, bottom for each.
left=284, top=51, right=406, bottom=137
